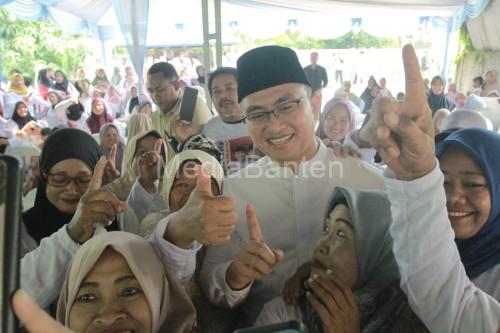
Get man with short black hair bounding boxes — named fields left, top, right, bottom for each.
left=147, top=62, right=212, bottom=160
left=149, top=46, right=383, bottom=325
left=303, top=51, right=328, bottom=94
left=202, top=67, right=249, bottom=142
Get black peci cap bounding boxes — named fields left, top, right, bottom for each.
left=237, top=45, right=310, bottom=103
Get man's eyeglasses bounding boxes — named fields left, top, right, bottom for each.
left=45, top=173, right=92, bottom=188
left=242, top=97, right=307, bottom=125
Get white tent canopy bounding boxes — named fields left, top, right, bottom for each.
left=1, top=0, right=490, bottom=43
left=467, top=0, right=500, bottom=50
left=0, top=0, right=494, bottom=83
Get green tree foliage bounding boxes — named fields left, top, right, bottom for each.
left=0, top=8, right=91, bottom=80
left=455, top=23, right=484, bottom=64
left=323, top=30, right=400, bottom=49
left=236, top=29, right=399, bottom=50
left=254, top=29, right=326, bottom=49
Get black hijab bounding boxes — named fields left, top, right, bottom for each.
left=360, top=85, right=379, bottom=114
left=37, top=68, right=53, bottom=88
left=427, top=76, right=455, bottom=115
left=11, top=101, right=35, bottom=129
left=128, top=96, right=139, bottom=114
left=23, top=128, right=100, bottom=243
left=53, top=70, right=69, bottom=93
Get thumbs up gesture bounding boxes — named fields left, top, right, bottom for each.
left=67, top=156, right=128, bottom=244
left=226, top=204, right=284, bottom=290
left=165, top=165, right=238, bottom=249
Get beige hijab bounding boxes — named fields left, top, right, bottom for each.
left=140, top=149, right=224, bottom=236
left=482, top=69, right=499, bottom=97
left=56, top=232, right=196, bottom=332
left=127, top=113, right=153, bottom=141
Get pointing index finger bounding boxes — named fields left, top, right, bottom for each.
left=110, top=143, right=117, bottom=164
left=154, top=138, right=163, bottom=155
left=402, top=44, right=426, bottom=115
left=88, top=156, right=106, bottom=191
left=246, top=203, right=263, bottom=242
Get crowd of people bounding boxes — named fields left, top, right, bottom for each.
left=1, top=43, right=500, bottom=333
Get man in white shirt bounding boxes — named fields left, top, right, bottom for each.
left=378, top=77, right=392, bottom=98
left=202, top=67, right=249, bottom=142
left=157, top=45, right=384, bottom=325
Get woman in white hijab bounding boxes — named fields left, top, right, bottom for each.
left=57, top=231, right=196, bottom=333
left=138, top=149, right=224, bottom=236
left=432, top=108, right=451, bottom=134
left=441, top=109, right=493, bottom=132
left=104, top=130, right=166, bottom=201
left=127, top=113, right=153, bottom=141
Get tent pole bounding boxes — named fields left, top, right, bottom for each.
left=214, top=0, right=222, bottom=67
left=202, top=0, right=212, bottom=109
left=441, top=18, right=452, bottom=82
left=0, top=43, right=3, bottom=84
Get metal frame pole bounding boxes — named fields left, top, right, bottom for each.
left=214, top=0, right=222, bottom=67
left=201, top=0, right=212, bottom=109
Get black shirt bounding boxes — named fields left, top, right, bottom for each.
left=303, top=64, right=328, bottom=93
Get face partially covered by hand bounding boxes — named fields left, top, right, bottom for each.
left=311, top=204, right=358, bottom=288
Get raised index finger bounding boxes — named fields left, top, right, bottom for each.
left=109, top=143, right=117, bottom=164
left=402, top=44, right=426, bottom=115
left=154, top=138, right=163, bottom=155
left=246, top=203, right=263, bottom=242
left=13, top=290, right=73, bottom=333
left=88, top=156, right=107, bottom=191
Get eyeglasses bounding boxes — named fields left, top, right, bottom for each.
left=242, top=97, right=306, bottom=125
left=45, top=172, right=92, bottom=188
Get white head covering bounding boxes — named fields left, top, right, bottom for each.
left=442, top=110, right=493, bottom=131
left=455, top=94, right=487, bottom=111
left=127, top=113, right=153, bottom=140
left=139, top=150, right=224, bottom=236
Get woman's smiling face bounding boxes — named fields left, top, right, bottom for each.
left=69, top=248, right=152, bottom=333
left=439, top=147, right=491, bottom=239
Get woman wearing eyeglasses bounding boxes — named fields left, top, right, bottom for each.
left=21, top=128, right=140, bottom=309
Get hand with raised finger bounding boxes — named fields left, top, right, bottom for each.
left=103, top=143, right=120, bottom=184
left=165, top=165, right=238, bottom=249
left=306, top=269, right=360, bottom=333
left=171, top=112, right=193, bottom=144
left=13, top=290, right=74, bottom=333
left=360, top=45, right=436, bottom=181
left=226, top=204, right=284, bottom=290
left=67, top=188, right=128, bottom=243
left=21, top=120, right=38, bottom=134
left=283, top=262, right=311, bottom=305
left=67, top=156, right=127, bottom=243
left=138, top=139, right=164, bottom=192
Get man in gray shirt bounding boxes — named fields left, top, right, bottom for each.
left=202, top=67, right=249, bottom=142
